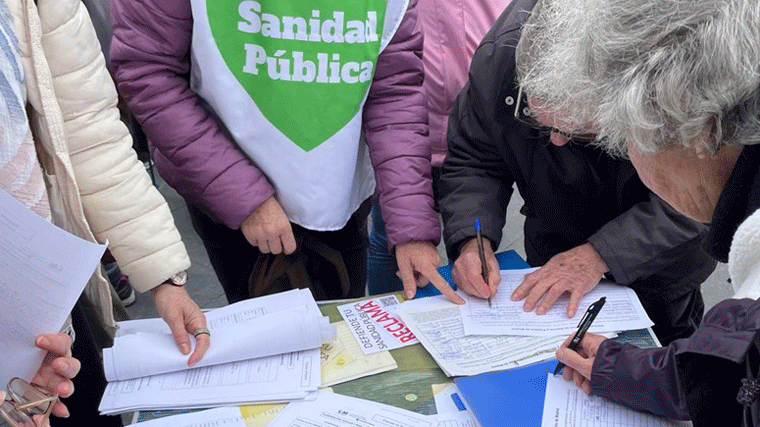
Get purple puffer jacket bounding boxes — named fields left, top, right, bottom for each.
left=592, top=297, right=760, bottom=426
left=110, top=0, right=440, bottom=250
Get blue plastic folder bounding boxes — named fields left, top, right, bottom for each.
left=453, top=359, right=556, bottom=427
left=414, top=249, right=530, bottom=298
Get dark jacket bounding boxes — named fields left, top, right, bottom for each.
left=437, top=0, right=717, bottom=344
left=592, top=144, right=760, bottom=427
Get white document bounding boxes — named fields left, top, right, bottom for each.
left=396, top=295, right=567, bottom=377
left=128, top=406, right=248, bottom=426
left=429, top=411, right=479, bottom=427
left=98, top=349, right=321, bottom=414
left=461, top=269, right=653, bottom=336
left=104, top=289, right=335, bottom=381
left=0, top=189, right=106, bottom=387
left=267, top=390, right=433, bottom=427
left=126, top=397, right=477, bottom=427
left=337, top=295, right=419, bottom=354
left=541, top=374, right=692, bottom=427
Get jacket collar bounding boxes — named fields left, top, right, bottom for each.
left=703, top=144, right=760, bottom=263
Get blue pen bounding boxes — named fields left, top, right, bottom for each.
left=474, top=219, right=492, bottom=307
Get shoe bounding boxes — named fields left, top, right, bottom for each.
left=104, top=261, right=136, bottom=306
left=113, top=274, right=136, bottom=306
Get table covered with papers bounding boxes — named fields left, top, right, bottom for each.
left=111, top=251, right=674, bottom=427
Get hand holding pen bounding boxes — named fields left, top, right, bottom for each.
left=553, top=296, right=606, bottom=376
left=474, top=219, right=492, bottom=307
left=450, top=225, right=500, bottom=301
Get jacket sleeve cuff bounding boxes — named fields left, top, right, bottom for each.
left=586, top=234, right=630, bottom=284
left=591, top=339, right=691, bottom=420
left=591, top=339, right=626, bottom=394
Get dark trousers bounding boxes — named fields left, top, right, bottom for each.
left=53, top=300, right=123, bottom=427
left=188, top=200, right=371, bottom=304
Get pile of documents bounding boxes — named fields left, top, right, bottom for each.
left=99, top=289, right=336, bottom=414
left=395, top=268, right=655, bottom=377
left=126, top=389, right=479, bottom=427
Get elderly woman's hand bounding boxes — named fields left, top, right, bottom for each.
left=555, top=332, right=607, bottom=395
left=151, top=284, right=210, bottom=367
left=396, top=241, right=464, bottom=304
left=29, top=333, right=80, bottom=419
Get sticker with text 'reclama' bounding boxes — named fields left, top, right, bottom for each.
left=337, top=296, right=419, bottom=354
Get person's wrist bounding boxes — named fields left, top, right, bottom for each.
left=162, top=270, right=188, bottom=287
left=583, top=243, right=609, bottom=274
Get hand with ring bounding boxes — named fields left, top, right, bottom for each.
left=151, top=283, right=211, bottom=367
left=192, top=328, right=211, bottom=339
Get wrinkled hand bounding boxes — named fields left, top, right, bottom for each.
left=555, top=332, right=607, bottom=395
left=451, top=238, right=501, bottom=300
left=241, top=195, right=296, bottom=255
left=151, top=284, right=210, bottom=367
left=511, top=243, right=608, bottom=316
left=30, top=333, right=80, bottom=420
left=395, top=241, right=464, bottom=304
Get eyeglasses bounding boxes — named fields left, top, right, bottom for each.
left=513, top=86, right=598, bottom=144
left=0, top=378, right=57, bottom=427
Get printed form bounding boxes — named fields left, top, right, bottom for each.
left=0, top=189, right=106, bottom=387
left=128, top=406, right=249, bottom=427
left=104, top=289, right=335, bottom=381
left=461, top=269, right=654, bottom=336
left=396, top=295, right=568, bottom=377
left=99, top=289, right=330, bottom=414
left=98, top=348, right=321, bottom=414
left=126, top=394, right=477, bottom=427
left=542, top=374, right=692, bottom=427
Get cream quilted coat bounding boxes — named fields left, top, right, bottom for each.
left=730, top=209, right=760, bottom=301
left=7, top=0, right=191, bottom=331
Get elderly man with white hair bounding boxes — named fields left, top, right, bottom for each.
left=515, top=0, right=760, bottom=425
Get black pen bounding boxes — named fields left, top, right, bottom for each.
left=473, top=219, right=491, bottom=307
left=553, top=296, right=606, bottom=375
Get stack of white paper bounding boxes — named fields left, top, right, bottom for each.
left=99, top=349, right=321, bottom=414
left=396, top=269, right=653, bottom=377
left=99, top=289, right=333, bottom=414
left=397, top=295, right=567, bottom=376
left=126, top=391, right=479, bottom=427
